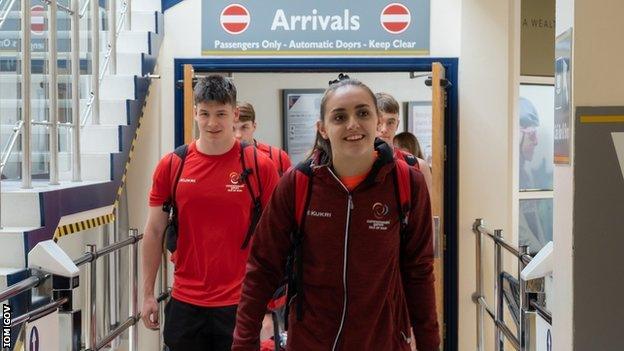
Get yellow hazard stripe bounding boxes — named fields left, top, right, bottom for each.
left=112, top=82, right=151, bottom=211
left=52, top=76, right=151, bottom=242
left=580, top=115, right=624, bottom=123
left=53, top=212, right=116, bottom=241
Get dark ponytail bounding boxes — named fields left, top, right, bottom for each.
left=307, top=76, right=379, bottom=166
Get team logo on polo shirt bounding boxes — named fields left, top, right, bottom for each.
left=226, top=171, right=246, bottom=192
left=229, top=172, right=240, bottom=184
left=367, top=202, right=391, bottom=231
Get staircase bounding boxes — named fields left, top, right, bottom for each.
left=0, top=0, right=163, bottom=274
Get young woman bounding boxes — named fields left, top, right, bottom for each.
left=394, top=131, right=425, bottom=160
left=232, top=78, right=440, bottom=351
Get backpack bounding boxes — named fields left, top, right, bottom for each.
left=162, top=142, right=263, bottom=253
left=396, top=149, right=420, bottom=169
left=272, top=158, right=413, bottom=337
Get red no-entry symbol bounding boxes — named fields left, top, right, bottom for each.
left=31, top=5, right=46, bottom=35
left=380, top=3, right=411, bottom=34
left=220, top=4, right=250, bottom=35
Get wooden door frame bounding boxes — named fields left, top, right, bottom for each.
left=173, top=57, right=459, bottom=350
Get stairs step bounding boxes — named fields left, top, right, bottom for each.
left=59, top=152, right=111, bottom=181
left=118, top=31, right=150, bottom=54
left=80, top=125, right=120, bottom=152
left=0, top=228, right=40, bottom=268
left=128, top=11, right=159, bottom=33
left=100, top=75, right=136, bottom=100
left=0, top=190, right=41, bottom=228
left=116, top=52, right=143, bottom=76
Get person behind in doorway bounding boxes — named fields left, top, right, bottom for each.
left=235, top=101, right=292, bottom=176
left=232, top=76, right=440, bottom=350
left=140, top=75, right=279, bottom=351
left=394, top=131, right=425, bottom=160
left=375, top=92, right=433, bottom=192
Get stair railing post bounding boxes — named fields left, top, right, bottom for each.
left=20, top=0, right=32, bottom=189
left=108, top=0, right=117, bottom=74
left=48, top=0, right=59, bottom=185
left=123, top=0, right=131, bottom=31
left=85, top=244, right=97, bottom=350
left=70, top=0, right=81, bottom=181
left=129, top=228, right=139, bottom=351
left=494, top=229, right=504, bottom=351
left=90, top=0, right=100, bottom=125
left=518, top=245, right=529, bottom=351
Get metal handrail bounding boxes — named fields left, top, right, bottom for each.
left=79, top=0, right=89, bottom=18
left=0, top=231, right=142, bottom=303
left=0, top=120, right=23, bottom=174
left=0, top=273, right=48, bottom=303
left=472, top=218, right=542, bottom=351
left=88, top=289, right=170, bottom=351
left=0, top=0, right=17, bottom=29
left=80, top=0, right=129, bottom=127
left=530, top=300, right=552, bottom=325
left=10, top=296, right=69, bottom=326
left=474, top=221, right=532, bottom=265
left=40, top=0, right=73, bottom=14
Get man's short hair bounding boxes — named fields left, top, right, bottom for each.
left=237, top=102, right=256, bottom=123
left=193, top=75, right=237, bottom=106
left=375, top=92, right=400, bottom=115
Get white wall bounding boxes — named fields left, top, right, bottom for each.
left=458, top=0, right=515, bottom=350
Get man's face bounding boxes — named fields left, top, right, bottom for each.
left=234, top=120, right=256, bottom=143
left=520, top=127, right=538, bottom=161
left=193, top=101, right=238, bottom=143
left=377, top=112, right=400, bottom=144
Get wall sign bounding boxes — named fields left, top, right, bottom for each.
left=520, top=0, right=555, bottom=77
left=25, top=311, right=58, bottom=351
left=282, top=89, right=324, bottom=164
left=554, top=28, right=572, bottom=164
left=202, top=1, right=430, bottom=56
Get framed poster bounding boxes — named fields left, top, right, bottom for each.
left=554, top=28, right=572, bottom=164
left=405, top=101, right=433, bottom=165
left=519, top=84, right=555, bottom=191
left=519, top=198, right=553, bottom=254
left=282, top=89, right=324, bottom=165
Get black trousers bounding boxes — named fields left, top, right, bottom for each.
left=163, top=297, right=237, bottom=351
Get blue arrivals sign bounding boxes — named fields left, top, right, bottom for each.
left=202, top=1, right=430, bottom=56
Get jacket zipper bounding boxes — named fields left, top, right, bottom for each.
left=327, top=169, right=353, bottom=351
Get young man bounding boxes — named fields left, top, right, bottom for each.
left=375, top=92, right=433, bottom=191
left=141, top=75, right=279, bottom=351
left=234, top=101, right=292, bottom=176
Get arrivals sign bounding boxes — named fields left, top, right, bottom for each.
left=202, top=1, right=430, bottom=56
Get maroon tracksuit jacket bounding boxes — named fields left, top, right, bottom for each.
left=233, top=143, right=440, bottom=351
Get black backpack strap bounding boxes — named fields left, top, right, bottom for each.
left=284, top=160, right=314, bottom=328
left=240, top=143, right=263, bottom=250
left=163, top=144, right=189, bottom=214
left=278, top=150, right=285, bottom=176
left=393, top=160, right=413, bottom=259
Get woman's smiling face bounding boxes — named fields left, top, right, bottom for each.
left=318, top=85, right=380, bottom=160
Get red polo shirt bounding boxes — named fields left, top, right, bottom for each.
left=149, top=140, right=279, bottom=307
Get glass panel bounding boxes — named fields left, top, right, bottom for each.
left=519, top=84, right=555, bottom=191
left=0, top=0, right=22, bottom=180
left=519, top=198, right=553, bottom=255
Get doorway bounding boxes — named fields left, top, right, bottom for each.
left=173, top=57, right=459, bottom=350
